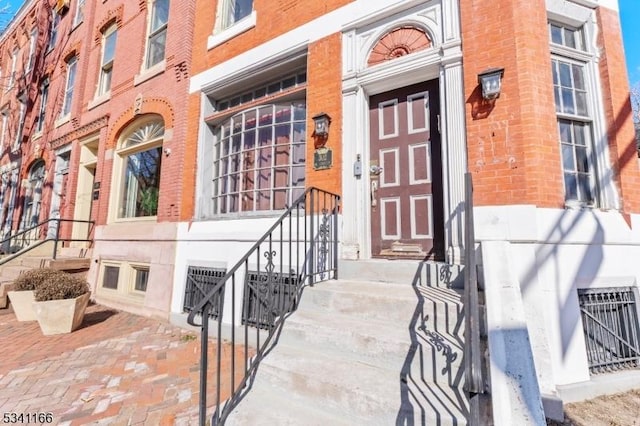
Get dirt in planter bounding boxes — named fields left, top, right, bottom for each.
left=547, top=389, right=640, bottom=426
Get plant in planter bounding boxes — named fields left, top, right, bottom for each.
left=33, top=271, right=91, bottom=335
left=7, top=269, right=64, bottom=321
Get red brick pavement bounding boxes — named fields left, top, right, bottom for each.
left=0, top=304, right=251, bottom=425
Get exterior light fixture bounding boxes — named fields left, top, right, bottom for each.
left=312, top=112, right=331, bottom=137
left=478, top=67, right=505, bottom=100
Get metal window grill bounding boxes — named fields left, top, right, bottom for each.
left=183, top=266, right=227, bottom=319
left=578, top=287, right=640, bottom=374
left=242, top=271, right=299, bottom=329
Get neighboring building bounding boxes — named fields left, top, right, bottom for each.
left=0, top=0, right=194, bottom=319
left=180, top=0, right=639, bottom=411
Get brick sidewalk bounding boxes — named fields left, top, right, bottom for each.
left=0, top=304, right=249, bottom=425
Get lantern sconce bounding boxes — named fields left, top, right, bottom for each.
left=312, top=112, right=331, bottom=138
left=478, top=67, right=505, bottom=100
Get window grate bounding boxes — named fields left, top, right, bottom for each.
left=578, top=287, right=640, bottom=374
left=242, top=271, right=299, bottom=329
left=184, top=266, right=227, bottom=319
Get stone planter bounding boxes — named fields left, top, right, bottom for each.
left=33, top=292, right=91, bottom=335
left=0, top=282, right=15, bottom=309
left=7, top=290, right=37, bottom=321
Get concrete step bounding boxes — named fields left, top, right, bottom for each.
left=0, top=265, right=31, bottom=281
left=225, top=380, right=357, bottom=426
left=58, top=247, right=92, bottom=258
left=339, top=260, right=464, bottom=289
left=14, top=256, right=91, bottom=270
left=226, top=333, right=467, bottom=425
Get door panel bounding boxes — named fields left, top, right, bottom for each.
left=369, top=81, right=444, bottom=259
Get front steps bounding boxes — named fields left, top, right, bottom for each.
left=225, top=261, right=469, bottom=425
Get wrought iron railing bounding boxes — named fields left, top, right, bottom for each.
left=186, top=187, right=340, bottom=425
left=463, top=172, right=484, bottom=424
left=578, top=287, right=640, bottom=374
left=0, top=218, right=95, bottom=265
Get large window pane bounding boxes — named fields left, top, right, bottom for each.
left=212, top=102, right=306, bottom=214
left=122, top=147, right=162, bottom=218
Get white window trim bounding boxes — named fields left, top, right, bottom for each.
left=208, top=10, right=256, bottom=50
left=108, top=119, right=165, bottom=223
left=142, top=0, right=169, bottom=71
left=7, top=49, right=18, bottom=90
left=73, top=0, right=85, bottom=28
left=96, top=25, right=117, bottom=98
left=548, top=13, right=618, bottom=210
left=60, top=57, right=78, bottom=120
left=134, top=59, right=165, bottom=86
left=26, top=29, right=37, bottom=74
left=0, top=110, right=8, bottom=150
left=97, top=260, right=149, bottom=302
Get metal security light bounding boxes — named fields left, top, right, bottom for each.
left=312, top=112, right=331, bottom=137
left=478, top=67, right=505, bottom=100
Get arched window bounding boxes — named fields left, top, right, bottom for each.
left=212, top=101, right=306, bottom=214
left=115, top=118, right=164, bottom=219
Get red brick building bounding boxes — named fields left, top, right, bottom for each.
left=0, top=0, right=194, bottom=318
left=179, top=0, right=639, bottom=416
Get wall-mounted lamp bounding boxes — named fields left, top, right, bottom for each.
left=312, top=112, right=331, bottom=138
left=163, top=147, right=172, bottom=156
left=478, top=67, right=505, bottom=100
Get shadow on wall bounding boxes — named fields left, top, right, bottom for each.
left=396, top=262, right=469, bottom=425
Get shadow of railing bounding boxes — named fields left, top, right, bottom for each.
left=397, top=261, right=469, bottom=425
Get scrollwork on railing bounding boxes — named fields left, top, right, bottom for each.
left=317, top=209, right=330, bottom=280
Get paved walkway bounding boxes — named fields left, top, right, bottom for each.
left=0, top=303, right=247, bottom=425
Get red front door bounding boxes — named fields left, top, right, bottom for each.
left=369, top=80, right=444, bottom=260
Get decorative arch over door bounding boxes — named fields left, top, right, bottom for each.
left=367, top=26, right=432, bottom=67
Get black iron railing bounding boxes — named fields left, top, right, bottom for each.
left=186, top=187, right=340, bottom=425
left=579, top=287, right=640, bottom=374
left=463, top=172, right=484, bottom=424
left=0, top=218, right=95, bottom=265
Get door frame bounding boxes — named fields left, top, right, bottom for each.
left=71, top=137, right=99, bottom=245
left=341, top=20, right=468, bottom=263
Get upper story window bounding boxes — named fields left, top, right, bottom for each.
left=61, top=56, right=78, bottom=118
left=8, top=49, right=18, bottom=88
left=13, top=102, right=26, bottom=151
left=549, top=23, right=585, bottom=52
left=73, top=0, right=85, bottom=27
left=26, top=29, right=37, bottom=74
left=48, top=11, right=60, bottom=51
left=36, top=79, right=49, bottom=133
left=114, top=118, right=164, bottom=219
left=0, top=110, right=8, bottom=149
left=221, top=0, right=253, bottom=29
left=145, top=0, right=169, bottom=69
left=98, top=25, right=117, bottom=96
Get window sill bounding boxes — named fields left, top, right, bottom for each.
left=134, top=60, right=166, bottom=86
left=208, top=11, right=257, bottom=50
left=88, top=92, right=111, bottom=110
left=112, top=215, right=158, bottom=224
left=31, top=131, right=43, bottom=141
left=55, top=114, right=71, bottom=128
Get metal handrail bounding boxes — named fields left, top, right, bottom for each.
left=0, top=218, right=95, bottom=265
left=463, top=172, right=483, bottom=424
left=186, top=187, right=340, bottom=425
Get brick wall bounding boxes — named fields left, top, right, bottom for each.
left=460, top=0, right=564, bottom=208
left=596, top=7, right=640, bottom=213
left=305, top=33, right=342, bottom=196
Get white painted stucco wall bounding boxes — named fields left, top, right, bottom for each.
left=476, top=205, right=640, bottom=390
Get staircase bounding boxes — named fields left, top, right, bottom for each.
left=225, top=260, right=469, bottom=425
